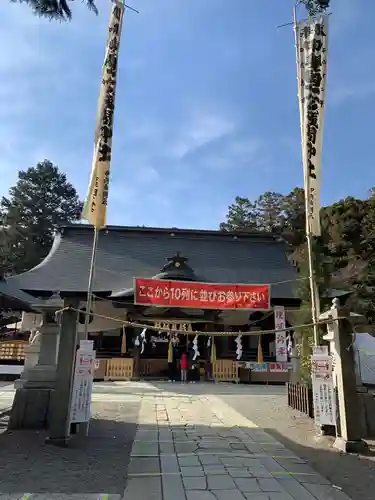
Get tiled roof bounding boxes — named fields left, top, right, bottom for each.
left=0, top=278, right=40, bottom=312
left=8, top=225, right=299, bottom=299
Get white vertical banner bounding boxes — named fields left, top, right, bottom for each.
left=81, top=2, right=125, bottom=228
left=274, top=306, right=288, bottom=362
left=296, top=16, right=329, bottom=236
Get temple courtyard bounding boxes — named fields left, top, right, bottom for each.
left=0, top=382, right=374, bottom=500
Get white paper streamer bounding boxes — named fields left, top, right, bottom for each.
left=140, top=328, right=147, bottom=355
left=192, top=334, right=200, bottom=361
left=235, top=334, right=243, bottom=360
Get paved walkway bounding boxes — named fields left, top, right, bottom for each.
left=123, top=387, right=350, bottom=500
left=0, top=382, right=353, bottom=499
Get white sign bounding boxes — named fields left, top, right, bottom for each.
left=69, top=341, right=96, bottom=425
left=311, top=349, right=336, bottom=426
left=274, top=306, right=287, bottom=362
left=296, top=15, right=329, bottom=236
left=312, top=345, right=328, bottom=356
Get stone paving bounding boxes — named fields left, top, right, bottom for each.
left=123, top=389, right=352, bottom=500
left=0, top=382, right=355, bottom=499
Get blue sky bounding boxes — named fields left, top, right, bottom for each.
left=0, top=0, right=374, bottom=229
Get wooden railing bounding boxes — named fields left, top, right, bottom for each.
left=213, top=360, right=239, bottom=383
left=287, top=382, right=314, bottom=418
left=104, top=358, right=133, bottom=380
left=0, top=340, right=27, bottom=362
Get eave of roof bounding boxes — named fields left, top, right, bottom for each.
left=0, top=279, right=40, bottom=312
left=7, top=224, right=300, bottom=302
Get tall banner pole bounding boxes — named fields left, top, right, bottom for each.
left=294, top=8, right=329, bottom=345
left=81, top=0, right=126, bottom=339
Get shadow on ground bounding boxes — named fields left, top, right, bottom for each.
left=265, top=428, right=375, bottom=500
left=0, top=401, right=139, bottom=494
left=219, top=390, right=375, bottom=500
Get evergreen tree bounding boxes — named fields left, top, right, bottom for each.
left=255, top=192, right=285, bottom=233
left=300, top=0, right=330, bottom=16
left=0, top=160, right=82, bottom=275
left=10, top=0, right=98, bottom=20
left=220, top=197, right=259, bottom=232
left=221, top=187, right=375, bottom=323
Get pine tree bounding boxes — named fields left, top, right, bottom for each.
left=0, top=160, right=82, bottom=275
left=10, top=0, right=98, bottom=20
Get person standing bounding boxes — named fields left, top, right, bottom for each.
left=180, top=352, right=188, bottom=383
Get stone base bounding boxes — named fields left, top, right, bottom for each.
left=8, top=388, right=52, bottom=430
left=333, top=436, right=369, bottom=454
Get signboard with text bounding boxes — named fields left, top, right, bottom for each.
left=245, top=362, right=268, bottom=372
left=134, top=278, right=270, bottom=310
left=311, top=348, right=336, bottom=426
left=69, top=341, right=96, bottom=425
left=269, top=362, right=291, bottom=373
left=274, top=306, right=288, bottom=362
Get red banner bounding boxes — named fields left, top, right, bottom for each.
left=134, top=278, right=270, bottom=310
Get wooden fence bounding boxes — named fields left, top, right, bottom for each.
left=213, top=360, right=239, bottom=383
left=287, top=382, right=314, bottom=418
left=104, top=358, right=133, bottom=380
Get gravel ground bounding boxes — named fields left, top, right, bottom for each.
left=220, top=386, right=375, bottom=500
left=0, top=400, right=139, bottom=495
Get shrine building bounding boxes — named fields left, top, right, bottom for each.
left=8, top=224, right=300, bottom=384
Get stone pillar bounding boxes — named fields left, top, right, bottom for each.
left=8, top=311, right=60, bottom=429
left=322, top=302, right=368, bottom=453
left=47, top=298, right=79, bottom=446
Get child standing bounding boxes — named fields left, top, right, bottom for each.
left=180, top=352, right=188, bottom=383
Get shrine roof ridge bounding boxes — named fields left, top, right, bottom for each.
left=58, top=224, right=285, bottom=242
